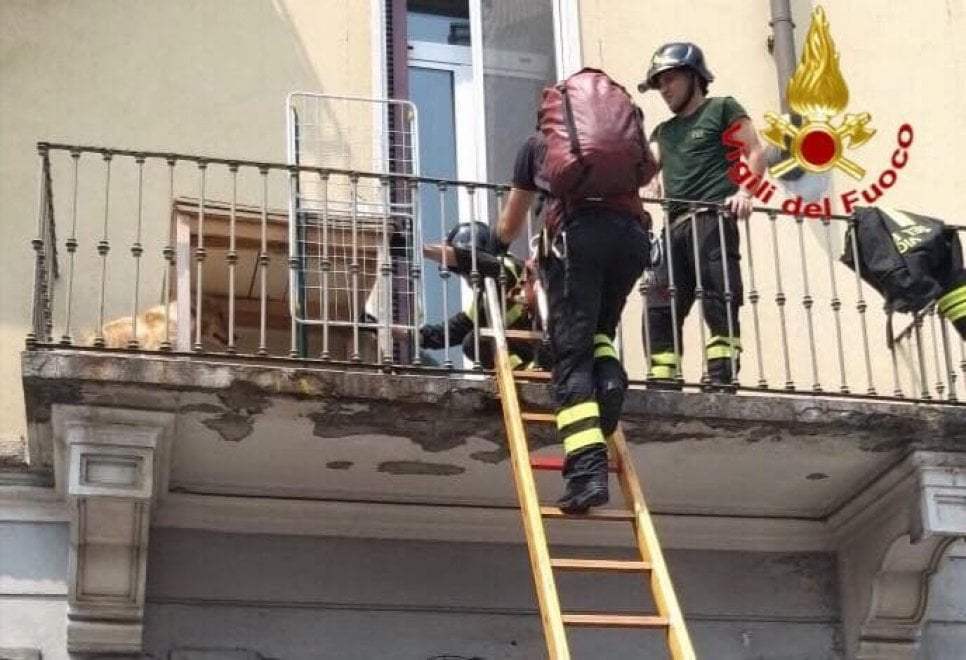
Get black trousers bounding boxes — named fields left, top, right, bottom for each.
left=544, top=209, right=648, bottom=454
left=646, top=210, right=743, bottom=365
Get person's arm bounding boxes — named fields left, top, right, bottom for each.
left=492, top=187, right=536, bottom=249
left=419, top=311, right=474, bottom=350
left=423, top=244, right=456, bottom=268
left=424, top=243, right=508, bottom=280
left=723, top=117, right=766, bottom=219
left=641, top=140, right=664, bottom=199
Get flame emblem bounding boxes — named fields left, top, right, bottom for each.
left=761, top=6, right=875, bottom=180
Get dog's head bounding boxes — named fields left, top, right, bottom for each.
left=194, top=298, right=236, bottom=349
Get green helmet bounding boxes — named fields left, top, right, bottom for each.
left=638, top=42, right=714, bottom=93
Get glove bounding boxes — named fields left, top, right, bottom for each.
left=486, top=229, right=511, bottom=256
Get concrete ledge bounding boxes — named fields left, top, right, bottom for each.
left=18, top=349, right=966, bottom=535
left=21, top=349, right=966, bottom=449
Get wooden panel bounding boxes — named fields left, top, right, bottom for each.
left=173, top=197, right=389, bottom=325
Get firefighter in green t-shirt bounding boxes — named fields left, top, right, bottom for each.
left=637, top=42, right=766, bottom=387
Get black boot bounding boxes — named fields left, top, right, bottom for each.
left=595, top=359, right=628, bottom=437
left=706, top=357, right=739, bottom=391
left=557, top=444, right=609, bottom=514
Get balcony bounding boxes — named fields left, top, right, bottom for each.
left=17, top=142, right=966, bottom=656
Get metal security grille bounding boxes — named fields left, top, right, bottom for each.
left=286, top=92, right=421, bottom=361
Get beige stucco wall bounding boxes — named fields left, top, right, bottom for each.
left=4, top=1, right=965, bottom=464
left=581, top=0, right=966, bottom=396
left=0, top=0, right=375, bottom=458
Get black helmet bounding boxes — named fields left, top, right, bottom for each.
left=446, top=221, right=492, bottom=254
left=638, top=42, right=714, bottom=93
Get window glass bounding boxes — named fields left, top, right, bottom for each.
left=480, top=1, right=557, bottom=185
left=407, top=1, right=470, bottom=45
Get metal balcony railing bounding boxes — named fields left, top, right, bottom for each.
left=27, top=150, right=59, bottom=348
left=26, top=142, right=966, bottom=405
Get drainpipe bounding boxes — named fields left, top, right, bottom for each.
left=768, top=0, right=805, bottom=180
left=769, top=0, right=797, bottom=114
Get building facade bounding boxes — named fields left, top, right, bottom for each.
left=2, top=1, right=965, bottom=658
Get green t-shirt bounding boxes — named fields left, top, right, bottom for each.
left=652, top=96, right=748, bottom=219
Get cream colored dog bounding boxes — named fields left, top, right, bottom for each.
left=89, top=300, right=230, bottom=350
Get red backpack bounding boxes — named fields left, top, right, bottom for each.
left=537, top=68, right=656, bottom=200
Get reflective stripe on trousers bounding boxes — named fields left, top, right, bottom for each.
left=649, top=350, right=679, bottom=379
left=705, top=334, right=742, bottom=360
left=593, top=333, right=618, bottom=360
left=939, top=284, right=966, bottom=322
left=556, top=400, right=605, bottom=455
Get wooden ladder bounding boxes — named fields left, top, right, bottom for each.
left=482, top=279, right=695, bottom=660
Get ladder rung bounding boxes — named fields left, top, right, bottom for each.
left=529, top=456, right=619, bottom=473
left=481, top=328, right=545, bottom=340
left=521, top=411, right=555, bottom=423
left=562, top=613, right=669, bottom=628
left=551, top=558, right=651, bottom=572
left=513, top=369, right=552, bottom=380
left=540, top=506, right=635, bottom=522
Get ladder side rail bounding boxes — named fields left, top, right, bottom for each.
left=609, top=427, right=697, bottom=660
left=483, top=277, right=570, bottom=660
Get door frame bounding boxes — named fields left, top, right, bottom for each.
left=408, top=40, right=479, bottom=187
left=408, top=39, right=481, bottom=260
left=408, top=41, right=480, bottom=365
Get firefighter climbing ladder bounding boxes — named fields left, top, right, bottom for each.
left=482, top=278, right=696, bottom=659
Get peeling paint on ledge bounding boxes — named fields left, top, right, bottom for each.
left=202, top=412, right=254, bottom=442
left=217, top=380, right=271, bottom=415
left=377, top=461, right=466, bottom=476
left=469, top=449, right=508, bottom=464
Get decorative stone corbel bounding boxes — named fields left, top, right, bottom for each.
left=51, top=404, right=174, bottom=655
left=834, top=451, right=966, bottom=659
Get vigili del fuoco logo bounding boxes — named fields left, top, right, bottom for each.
left=725, top=5, right=914, bottom=217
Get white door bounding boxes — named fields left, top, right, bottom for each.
left=409, top=41, right=479, bottom=365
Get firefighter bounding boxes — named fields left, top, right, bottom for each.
left=843, top=207, right=966, bottom=341
left=418, top=221, right=543, bottom=370
left=638, top=42, right=766, bottom=387
left=490, top=132, right=653, bottom=513
left=941, top=276, right=966, bottom=340
left=938, top=236, right=966, bottom=339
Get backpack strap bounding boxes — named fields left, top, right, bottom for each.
left=560, top=85, right=582, bottom=158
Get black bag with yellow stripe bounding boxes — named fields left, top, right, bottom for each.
left=841, top=206, right=966, bottom=339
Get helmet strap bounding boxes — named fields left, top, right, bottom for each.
left=685, top=70, right=698, bottom=109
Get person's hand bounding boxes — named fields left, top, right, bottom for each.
left=724, top=190, right=754, bottom=219
left=486, top=228, right=511, bottom=256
